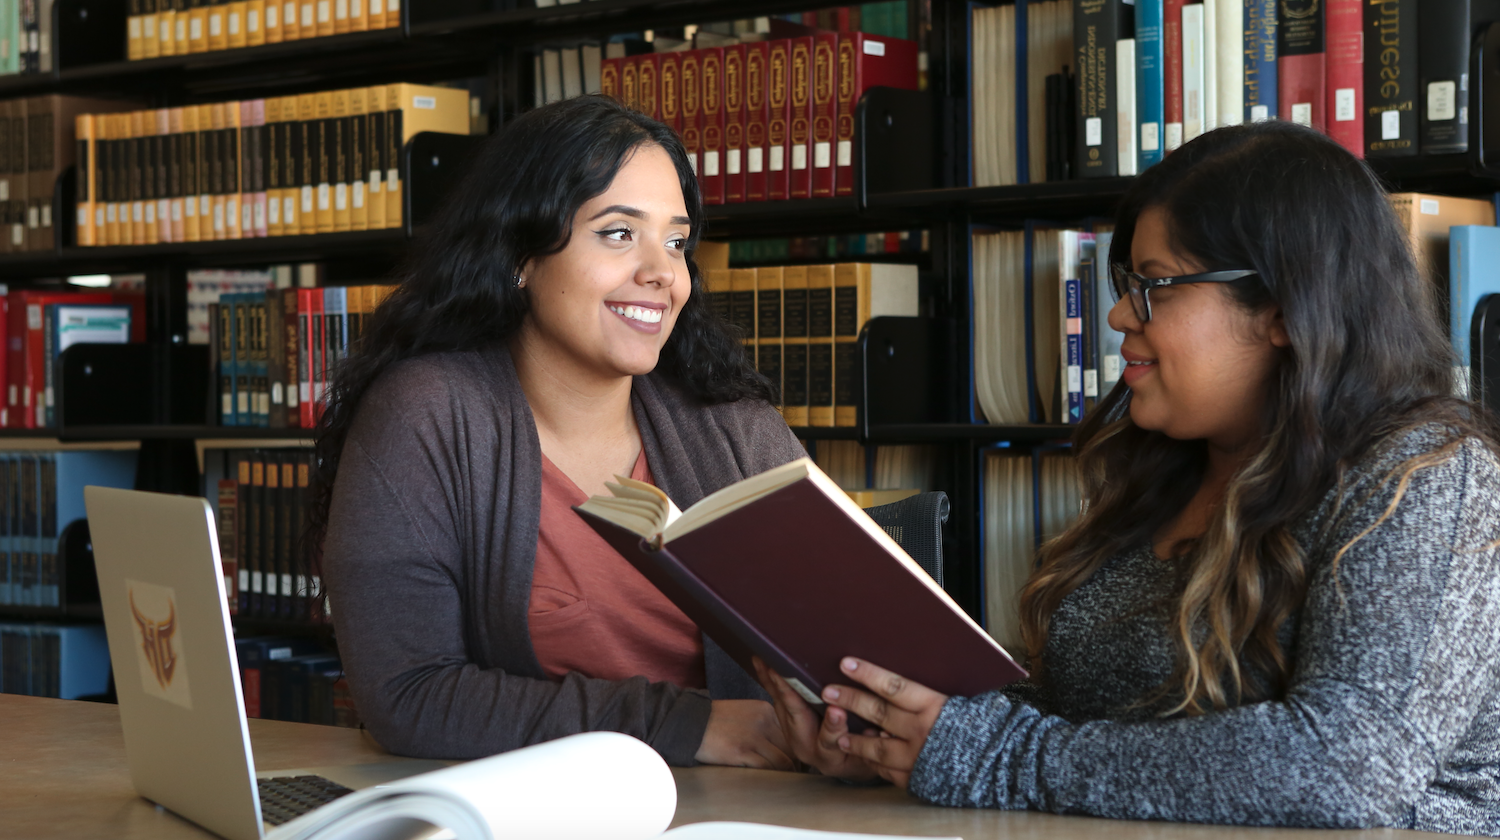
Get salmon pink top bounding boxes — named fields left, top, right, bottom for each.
left=528, top=449, right=706, bottom=689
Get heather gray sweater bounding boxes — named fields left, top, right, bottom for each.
left=910, top=427, right=1500, bottom=835
left=321, top=345, right=804, bottom=766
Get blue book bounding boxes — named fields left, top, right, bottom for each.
left=1093, top=232, right=1125, bottom=394
left=42, top=450, right=136, bottom=608
left=1065, top=277, right=1083, bottom=423
left=1449, top=226, right=1500, bottom=379
left=0, top=458, right=8, bottom=607
left=1245, top=0, right=1278, bottom=122
left=1135, top=0, right=1165, bottom=170
left=223, top=293, right=243, bottom=428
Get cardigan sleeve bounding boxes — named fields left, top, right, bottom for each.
left=322, top=356, right=712, bottom=766
left=906, top=437, right=1500, bottom=828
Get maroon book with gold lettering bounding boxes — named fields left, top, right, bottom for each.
left=834, top=33, right=918, bottom=196
left=699, top=47, right=726, bottom=205
left=723, top=43, right=747, bottom=203
left=788, top=36, right=814, bottom=199
left=574, top=457, right=1026, bottom=726
left=766, top=39, right=792, bottom=201
left=811, top=31, right=839, bottom=198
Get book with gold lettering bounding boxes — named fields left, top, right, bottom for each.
left=788, top=35, right=813, bottom=199
left=810, top=31, right=837, bottom=198
left=767, top=39, right=792, bottom=201
left=745, top=40, right=771, bottom=202
left=723, top=43, right=746, bottom=203
left=699, top=47, right=725, bottom=204
left=575, top=457, right=1026, bottom=728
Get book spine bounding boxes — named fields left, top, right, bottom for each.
left=364, top=87, right=384, bottom=230
left=1203, top=0, right=1218, bottom=127
left=811, top=31, right=837, bottom=198
left=1418, top=0, right=1468, bottom=155
left=281, top=288, right=299, bottom=427
left=1364, top=0, right=1416, bottom=158
left=1074, top=0, right=1122, bottom=178
left=333, top=91, right=351, bottom=233
left=1276, top=0, right=1324, bottom=128
left=218, top=298, right=234, bottom=424
left=1065, top=276, right=1082, bottom=423
left=1244, top=0, right=1277, bottom=122
left=217, top=478, right=239, bottom=615
left=680, top=51, right=703, bottom=191
left=1325, top=0, right=1362, bottom=157
left=701, top=47, right=726, bottom=205
left=807, top=265, right=833, bottom=426
left=382, top=87, right=399, bottom=231
left=1214, top=0, right=1243, bottom=127
left=767, top=39, right=792, bottom=201
left=1163, top=0, right=1184, bottom=150
left=1116, top=38, right=1138, bottom=176
left=297, top=288, right=315, bottom=428
left=724, top=44, right=746, bottom=203
left=348, top=91, right=365, bottom=231
left=1080, top=258, right=1098, bottom=412
left=638, top=53, right=662, bottom=126
left=1136, top=0, right=1164, bottom=169
left=781, top=268, right=809, bottom=426
left=746, top=41, right=771, bottom=202
left=75, top=114, right=93, bottom=246
left=832, top=265, right=858, bottom=428
left=600, top=56, right=621, bottom=100
left=789, top=37, right=813, bottom=198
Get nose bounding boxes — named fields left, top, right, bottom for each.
left=1107, top=294, right=1142, bottom=333
left=636, top=243, right=678, bottom=288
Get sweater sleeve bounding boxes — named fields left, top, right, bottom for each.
left=907, top=438, right=1500, bottom=827
left=322, top=359, right=712, bottom=766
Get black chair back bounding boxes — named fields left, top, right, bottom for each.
left=863, top=491, right=950, bottom=587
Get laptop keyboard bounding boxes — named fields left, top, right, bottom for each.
left=257, top=775, right=356, bottom=826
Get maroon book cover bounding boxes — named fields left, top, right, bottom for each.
left=767, top=39, right=793, bottom=201
left=723, top=43, right=747, bottom=203
left=1163, top=0, right=1184, bottom=151
left=811, top=31, right=838, bottom=198
left=745, top=41, right=771, bottom=202
left=700, top=47, right=726, bottom=205
left=575, top=470, right=1026, bottom=720
left=835, top=33, right=919, bottom=196
left=1277, top=0, right=1325, bottom=129
left=788, top=36, right=814, bottom=199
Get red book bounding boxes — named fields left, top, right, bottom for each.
left=767, top=39, right=793, bottom=200
left=723, top=44, right=747, bottom=203
left=789, top=36, right=814, bottom=199
left=681, top=51, right=704, bottom=185
left=621, top=55, right=641, bottom=112
left=811, top=32, right=838, bottom=198
left=637, top=53, right=662, bottom=124
left=1324, top=0, right=1362, bottom=158
left=1163, top=0, right=1185, bottom=151
left=658, top=52, right=681, bottom=134
left=297, top=288, right=321, bottom=429
left=835, top=33, right=919, bottom=196
left=574, top=457, right=1027, bottom=727
left=281, top=288, right=300, bottom=428
left=8, top=291, right=113, bottom=428
left=1277, top=0, right=1325, bottom=129
left=601, top=57, right=623, bottom=102
left=746, top=41, right=772, bottom=202
left=700, top=47, right=726, bottom=205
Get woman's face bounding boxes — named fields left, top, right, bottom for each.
left=519, top=144, right=693, bottom=381
left=1107, top=207, right=1289, bottom=451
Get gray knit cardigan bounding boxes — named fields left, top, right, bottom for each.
left=910, top=427, right=1500, bottom=835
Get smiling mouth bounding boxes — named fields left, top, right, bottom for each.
left=607, top=304, right=664, bottom=325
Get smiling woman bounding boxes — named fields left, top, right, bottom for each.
left=307, top=95, right=801, bottom=772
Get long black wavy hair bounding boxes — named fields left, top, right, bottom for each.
left=306, top=94, right=772, bottom=573
left=1019, top=119, right=1499, bottom=714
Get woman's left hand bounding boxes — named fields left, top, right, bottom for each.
left=821, top=657, right=949, bottom=790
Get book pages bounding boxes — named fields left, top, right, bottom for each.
left=984, top=450, right=1034, bottom=653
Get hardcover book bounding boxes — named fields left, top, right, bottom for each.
left=1163, top=0, right=1184, bottom=149
left=1325, top=0, right=1362, bottom=156
left=1418, top=0, right=1469, bottom=155
left=789, top=36, right=814, bottom=198
left=745, top=41, right=771, bottom=201
left=811, top=31, right=838, bottom=198
left=1277, top=0, right=1324, bottom=128
left=574, top=457, right=1026, bottom=726
left=1243, top=0, right=1276, bottom=122
left=767, top=39, right=793, bottom=201
left=1135, top=0, right=1164, bottom=169
left=1364, top=0, right=1416, bottom=158
left=835, top=32, right=919, bottom=195
left=1073, top=0, right=1132, bottom=178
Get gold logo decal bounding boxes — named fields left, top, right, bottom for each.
left=131, top=590, right=178, bottom=689
left=126, top=579, right=194, bottom=710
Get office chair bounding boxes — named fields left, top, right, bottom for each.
left=864, top=491, right=950, bottom=588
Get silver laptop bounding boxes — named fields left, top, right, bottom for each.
left=86, top=485, right=445, bottom=840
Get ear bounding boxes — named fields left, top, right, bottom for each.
left=1264, top=306, right=1291, bottom=348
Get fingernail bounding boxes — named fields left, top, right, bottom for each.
left=842, top=658, right=859, bottom=672
left=823, top=686, right=840, bottom=701
left=838, top=736, right=850, bottom=751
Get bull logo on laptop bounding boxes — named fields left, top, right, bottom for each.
left=130, top=590, right=178, bottom=690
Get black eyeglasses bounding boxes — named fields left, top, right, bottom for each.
left=1108, top=263, right=1260, bottom=322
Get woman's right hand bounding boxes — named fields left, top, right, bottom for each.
left=694, top=698, right=796, bottom=770
left=752, top=657, right=880, bottom=782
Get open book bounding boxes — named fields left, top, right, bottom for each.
left=575, top=457, right=1026, bottom=718
left=268, top=732, right=956, bottom=840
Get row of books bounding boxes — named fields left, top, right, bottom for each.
left=75, top=82, right=471, bottom=247
left=0, top=0, right=53, bottom=77
left=126, top=0, right=401, bottom=61
left=0, top=450, right=138, bottom=608
left=976, top=0, right=1477, bottom=186
left=213, top=448, right=325, bottom=624
left=706, top=262, right=919, bottom=427
left=1, top=289, right=147, bottom=430
left=599, top=32, right=919, bottom=203
left=210, top=284, right=394, bottom=428
left=972, top=226, right=1120, bottom=425
left=983, top=448, right=1079, bottom=653
left=726, top=229, right=929, bottom=264
left=235, top=636, right=357, bottom=725
left=0, top=622, right=110, bottom=700
left=808, top=438, right=938, bottom=498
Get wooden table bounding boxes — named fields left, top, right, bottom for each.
left=0, top=694, right=1428, bottom=840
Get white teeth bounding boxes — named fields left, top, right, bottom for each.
left=609, top=304, right=663, bottom=324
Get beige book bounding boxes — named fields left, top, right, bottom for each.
left=128, top=6, right=144, bottom=60
left=383, top=0, right=397, bottom=27
left=224, top=101, right=243, bottom=239
left=333, top=0, right=349, bottom=34
left=207, top=0, right=227, bottom=50
left=806, top=264, right=835, bottom=427
left=76, top=115, right=97, bottom=247
left=297, top=93, right=317, bottom=235
left=158, top=8, right=176, bottom=55
left=227, top=0, right=248, bottom=47
left=365, top=85, right=385, bottom=229
left=175, top=4, right=187, bottom=48
left=348, top=0, right=366, bottom=31
left=246, top=0, right=265, bottom=44
left=298, top=0, right=315, bottom=39
left=265, top=97, right=284, bottom=237
left=366, top=0, right=384, bottom=29
left=1388, top=194, right=1497, bottom=291
left=314, top=91, right=334, bottom=233
left=331, top=89, right=351, bottom=232
left=268, top=0, right=289, bottom=41
left=832, top=263, right=919, bottom=426
left=142, top=2, right=160, bottom=57
left=182, top=105, right=202, bottom=242
left=168, top=106, right=186, bottom=243
left=316, top=0, right=334, bottom=36
left=187, top=2, right=209, bottom=52
left=385, top=84, right=470, bottom=230
left=348, top=87, right=368, bottom=230
left=780, top=265, right=810, bottom=426
left=755, top=266, right=785, bottom=414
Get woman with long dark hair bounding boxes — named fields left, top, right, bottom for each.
left=756, top=120, right=1500, bottom=832
left=313, top=95, right=798, bottom=769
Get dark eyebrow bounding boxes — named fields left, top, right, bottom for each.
left=588, top=205, right=692, bottom=227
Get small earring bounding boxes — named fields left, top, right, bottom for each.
left=513, top=275, right=525, bottom=289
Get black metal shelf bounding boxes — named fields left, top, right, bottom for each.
left=411, top=0, right=857, bottom=40
left=704, top=197, right=869, bottom=237
left=58, top=425, right=314, bottom=442
left=0, top=229, right=408, bottom=279
left=865, top=178, right=1134, bottom=224
left=0, top=603, right=103, bottom=621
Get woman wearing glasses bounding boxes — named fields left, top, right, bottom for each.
left=756, top=120, right=1500, bottom=832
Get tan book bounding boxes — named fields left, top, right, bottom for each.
left=316, top=0, right=334, bottom=37
left=756, top=266, right=785, bottom=413
left=832, top=263, right=920, bottom=426
left=175, top=0, right=188, bottom=50
left=383, top=0, right=397, bottom=28
left=348, top=87, right=368, bottom=230
left=97, top=113, right=116, bottom=246
left=181, top=104, right=202, bottom=242
left=265, top=97, right=284, bottom=237
left=155, top=108, right=172, bottom=243
left=314, top=91, right=334, bottom=233
left=227, top=0, right=248, bottom=47
left=807, top=264, right=835, bottom=427
left=142, top=0, right=160, bottom=58
left=265, top=0, right=286, bottom=41
left=333, top=0, right=349, bottom=35
left=780, top=265, right=810, bottom=427
left=366, top=0, right=383, bottom=29
left=158, top=5, right=177, bottom=56
left=704, top=268, right=733, bottom=326
left=128, top=110, right=147, bottom=245
left=207, top=0, right=227, bottom=51
left=384, top=83, right=470, bottom=230
left=224, top=101, right=243, bottom=239
left=1388, top=193, right=1497, bottom=292
left=197, top=103, right=215, bottom=239
left=364, top=85, right=385, bottom=229
left=76, top=114, right=97, bottom=247
left=207, top=103, right=225, bottom=239
left=127, top=0, right=144, bottom=60
left=168, top=106, right=186, bottom=242
left=730, top=267, right=757, bottom=352
left=331, top=89, right=351, bottom=232
left=245, top=0, right=264, bottom=44
left=298, top=0, right=315, bottom=40
left=296, top=93, right=316, bottom=235
left=348, top=0, right=366, bottom=31
left=187, top=0, right=209, bottom=53
left=141, top=109, right=159, bottom=245
left=284, top=95, right=305, bottom=235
